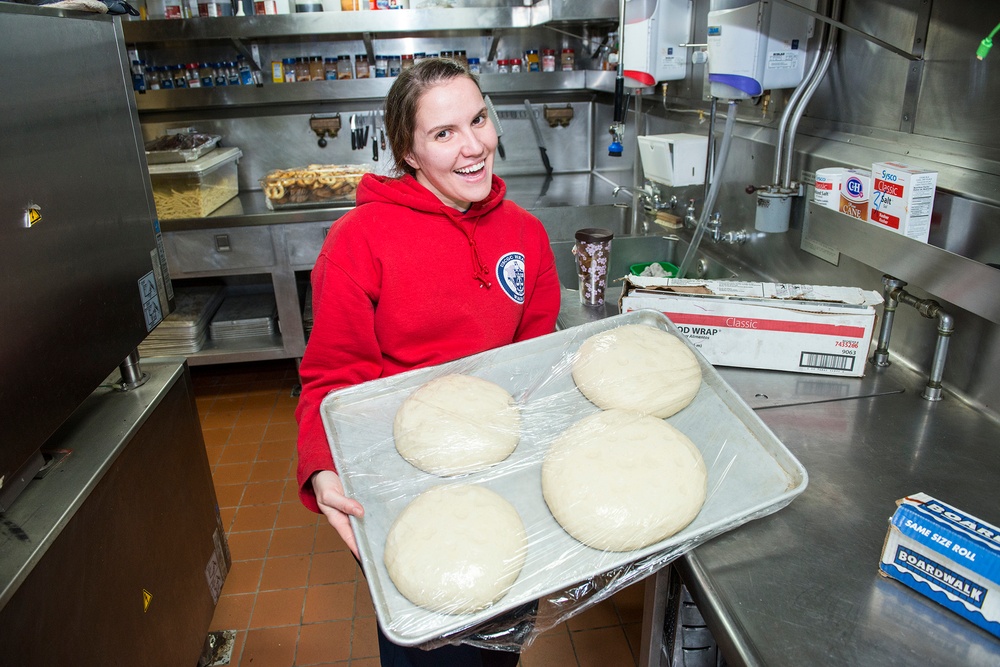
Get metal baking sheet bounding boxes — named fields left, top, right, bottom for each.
left=320, top=310, right=808, bottom=647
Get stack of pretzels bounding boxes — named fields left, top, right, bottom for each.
left=260, top=164, right=369, bottom=208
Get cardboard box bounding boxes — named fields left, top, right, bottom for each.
left=620, top=278, right=882, bottom=377
left=869, top=161, right=939, bottom=242
left=879, top=493, right=1000, bottom=638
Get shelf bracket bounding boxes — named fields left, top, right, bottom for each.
left=487, top=29, right=503, bottom=64
left=771, top=0, right=923, bottom=61
left=363, top=32, right=375, bottom=67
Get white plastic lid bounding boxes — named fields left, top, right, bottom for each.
left=147, top=146, right=242, bottom=176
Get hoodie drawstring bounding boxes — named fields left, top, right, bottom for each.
left=468, top=236, right=492, bottom=288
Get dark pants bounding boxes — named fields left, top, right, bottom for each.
left=376, top=624, right=521, bottom=667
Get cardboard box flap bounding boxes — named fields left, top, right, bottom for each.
left=625, top=276, right=883, bottom=307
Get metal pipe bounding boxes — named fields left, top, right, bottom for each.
left=923, top=311, right=955, bottom=402
left=871, top=275, right=905, bottom=367
left=772, top=0, right=830, bottom=185
left=118, top=348, right=149, bottom=391
left=782, top=0, right=842, bottom=189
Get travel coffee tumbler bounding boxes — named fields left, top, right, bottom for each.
left=574, top=228, right=614, bottom=307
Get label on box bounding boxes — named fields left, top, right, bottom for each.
left=620, top=278, right=881, bottom=377
left=879, top=493, right=1000, bottom=638
left=869, top=161, right=938, bottom=243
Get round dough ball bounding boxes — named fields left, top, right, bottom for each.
left=572, top=323, right=702, bottom=418
left=384, top=485, right=528, bottom=614
left=542, top=409, right=707, bottom=552
left=393, top=374, right=521, bottom=476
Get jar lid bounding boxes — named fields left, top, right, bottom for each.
left=543, top=49, right=555, bottom=54
left=575, top=228, right=614, bottom=243
left=338, top=54, right=350, bottom=59
left=511, top=58, right=522, bottom=65
left=562, top=48, right=575, bottom=53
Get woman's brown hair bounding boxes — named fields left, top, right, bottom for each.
left=383, top=58, right=482, bottom=177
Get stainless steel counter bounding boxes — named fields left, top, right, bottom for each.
left=553, top=238, right=1000, bottom=665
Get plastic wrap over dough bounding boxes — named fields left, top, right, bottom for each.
left=383, top=484, right=528, bottom=614
left=393, top=374, right=521, bottom=476
left=542, top=409, right=708, bottom=551
left=572, top=323, right=702, bottom=418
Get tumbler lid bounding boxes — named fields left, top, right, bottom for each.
left=574, top=228, right=614, bottom=243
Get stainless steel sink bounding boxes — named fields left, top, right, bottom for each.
left=550, top=234, right=738, bottom=289
left=532, top=204, right=630, bottom=242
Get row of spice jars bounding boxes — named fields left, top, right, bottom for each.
left=269, top=51, right=483, bottom=82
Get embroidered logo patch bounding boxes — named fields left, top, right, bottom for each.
left=496, top=252, right=526, bottom=304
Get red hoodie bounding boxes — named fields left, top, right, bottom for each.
left=295, top=173, right=561, bottom=512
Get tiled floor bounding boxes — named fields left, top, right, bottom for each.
left=193, top=360, right=645, bottom=667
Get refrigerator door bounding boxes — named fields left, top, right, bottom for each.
left=0, top=4, right=171, bottom=506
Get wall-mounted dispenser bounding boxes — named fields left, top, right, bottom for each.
left=638, top=133, right=708, bottom=187
left=707, top=0, right=817, bottom=100
left=622, top=0, right=694, bottom=87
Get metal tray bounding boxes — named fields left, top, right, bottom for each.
left=320, top=310, right=808, bottom=647
left=144, top=134, right=221, bottom=164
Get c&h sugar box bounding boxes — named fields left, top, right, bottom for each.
left=879, top=493, right=1000, bottom=638
left=869, top=161, right=938, bottom=243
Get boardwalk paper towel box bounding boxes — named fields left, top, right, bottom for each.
left=879, top=493, right=1000, bottom=639
left=638, top=133, right=708, bottom=187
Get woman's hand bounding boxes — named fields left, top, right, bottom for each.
left=311, top=470, right=365, bottom=559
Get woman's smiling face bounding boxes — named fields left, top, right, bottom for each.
left=404, top=76, right=498, bottom=211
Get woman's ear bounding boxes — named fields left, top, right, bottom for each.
left=403, top=153, right=420, bottom=172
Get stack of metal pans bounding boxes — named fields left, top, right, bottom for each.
left=209, top=292, right=278, bottom=341
left=139, top=285, right=224, bottom=356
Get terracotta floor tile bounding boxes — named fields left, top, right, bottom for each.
left=203, top=409, right=241, bottom=430
left=349, top=659, right=381, bottom=667
left=613, top=581, right=646, bottom=625
left=250, top=588, right=306, bottom=628
left=260, top=555, right=311, bottom=591
left=205, top=444, right=225, bottom=466
left=241, top=626, right=298, bottom=667
left=350, top=615, right=380, bottom=659
left=275, top=501, right=320, bottom=529
left=313, top=524, right=349, bottom=553
left=295, top=619, right=352, bottom=665
left=227, top=630, right=247, bottom=666
left=230, top=423, right=267, bottom=445
left=310, top=550, right=359, bottom=586
left=354, top=580, right=376, bottom=618
left=214, top=483, right=245, bottom=509
left=271, top=402, right=298, bottom=424
left=223, top=559, right=264, bottom=595
left=227, top=530, right=272, bottom=561
left=258, top=439, right=297, bottom=461
left=236, top=405, right=275, bottom=427
left=303, top=583, right=356, bottom=623
left=220, top=506, right=237, bottom=531
left=242, top=480, right=287, bottom=507
left=210, top=593, right=255, bottom=632
left=520, top=623, right=576, bottom=667
left=623, top=622, right=643, bottom=665
left=219, top=443, right=260, bottom=465
left=570, top=626, right=636, bottom=667
left=269, top=525, right=318, bottom=558
left=213, top=462, right=253, bottom=486
left=283, top=479, right=304, bottom=503
left=212, top=396, right=246, bottom=413
left=566, top=598, right=621, bottom=631
left=231, top=503, right=280, bottom=533
left=263, top=421, right=299, bottom=441
left=202, top=428, right=231, bottom=448
left=250, top=458, right=294, bottom=482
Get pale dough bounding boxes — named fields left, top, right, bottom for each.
left=393, top=374, right=521, bottom=476
left=572, top=323, right=702, bottom=418
left=542, top=409, right=707, bottom=551
left=383, top=485, right=528, bottom=614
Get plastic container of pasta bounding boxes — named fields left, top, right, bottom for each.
left=148, top=146, right=242, bottom=220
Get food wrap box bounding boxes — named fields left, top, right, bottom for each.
left=320, top=310, right=808, bottom=650
left=879, top=493, right=1000, bottom=638
left=620, top=278, right=882, bottom=377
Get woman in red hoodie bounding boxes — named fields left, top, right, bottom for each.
left=295, top=58, right=561, bottom=666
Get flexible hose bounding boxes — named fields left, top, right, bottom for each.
left=677, top=99, right=738, bottom=279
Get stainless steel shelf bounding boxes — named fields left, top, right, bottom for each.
left=805, top=201, right=1000, bottom=323
left=134, top=71, right=590, bottom=111
left=122, top=1, right=617, bottom=43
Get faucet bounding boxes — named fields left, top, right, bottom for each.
left=690, top=209, right=750, bottom=245
left=614, top=183, right=676, bottom=213
left=684, top=198, right=698, bottom=228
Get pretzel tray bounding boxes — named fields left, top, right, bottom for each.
left=320, top=310, right=809, bottom=647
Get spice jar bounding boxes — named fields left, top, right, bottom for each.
left=294, top=57, right=310, bottom=82
left=542, top=48, right=556, bottom=72
left=389, top=55, right=402, bottom=77
left=282, top=57, right=297, bottom=82
left=561, top=48, right=575, bottom=71
left=523, top=49, right=540, bottom=72
left=467, top=57, right=481, bottom=74
left=454, top=50, right=468, bottom=69
left=325, top=57, right=338, bottom=80
left=355, top=53, right=370, bottom=79
left=375, top=54, right=388, bottom=78
left=309, top=55, right=325, bottom=82
left=185, top=62, right=202, bottom=88
left=496, top=59, right=509, bottom=74
left=336, top=55, right=353, bottom=79
left=401, top=54, right=414, bottom=72
left=510, top=57, right=522, bottom=74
